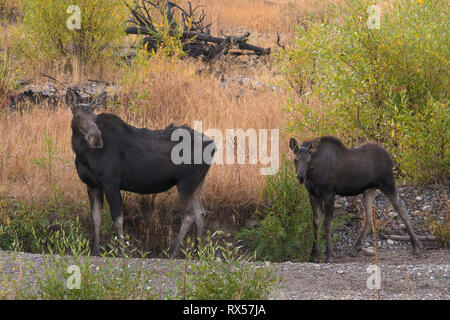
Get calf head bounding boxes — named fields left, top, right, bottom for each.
left=289, top=138, right=320, bottom=184
left=66, top=89, right=107, bottom=149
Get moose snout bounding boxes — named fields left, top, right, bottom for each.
left=297, top=174, right=305, bottom=184
left=87, top=131, right=103, bottom=149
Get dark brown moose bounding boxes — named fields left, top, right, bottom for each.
left=66, top=88, right=215, bottom=257
left=289, top=136, right=421, bottom=263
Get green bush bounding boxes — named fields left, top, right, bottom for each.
left=276, top=0, right=449, bottom=183
left=22, top=235, right=161, bottom=300
left=173, top=232, right=277, bottom=300
left=22, top=0, right=126, bottom=68
left=16, top=230, right=276, bottom=300
left=0, top=197, right=89, bottom=254
left=237, top=157, right=315, bottom=262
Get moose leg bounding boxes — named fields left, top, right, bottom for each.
left=168, top=195, right=195, bottom=258
left=385, top=190, right=422, bottom=256
left=87, top=186, right=103, bottom=256
left=104, top=187, right=124, bottom=253
left=351, top=188, right=376, bottom=257
left=309, top=193, right=322, bottom=263
left=323, top=194, right=335, bottom=263
left=193, top=194, right=205, bottom=249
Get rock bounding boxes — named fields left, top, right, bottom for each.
left=422, top=205, right=433, bottom=212
left=415, top=196, right=424, bottom=202
left=387, top=239, right=394, bottom=245
left=363, top=247, right=376, bottom=256
left=336, top=269, right=344, bottom=274
left=389, top=211, right=398, bottom=218
left=399, top=224, right=407, bottom=230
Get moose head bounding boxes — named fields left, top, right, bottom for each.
left=66, top=89, right=107, bottom=149
left=289, top=137, right=320, bottom=184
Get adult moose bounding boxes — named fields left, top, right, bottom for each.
left=289, top=136, right=421, bottom=263
left=66, top=88, right=215, bottom=257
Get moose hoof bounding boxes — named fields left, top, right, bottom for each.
left=349, top=247, right=361, bottom=258
left=167, top=245, right=178, bottom=259
left=325, top=257, right=334, bottom=263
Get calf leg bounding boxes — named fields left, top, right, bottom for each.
left=351, top=188, right=376, bottom=257
left=87, top=186, right=103, bottom=256
left=323, top=194, right=335, bottom=263
left=309, top=193, right=322, bottom=263
left=104, top=187, right=124, bottom=253
left=384, top=189, right=422, bottom=256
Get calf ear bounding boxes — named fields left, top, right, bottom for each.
left=309, top=138, right=321, bottom=154
left=289, top=138, right=299, bottom=152
left=65, top=88, right=80, bottom=111
left=89, top=91, right=107, bottom=110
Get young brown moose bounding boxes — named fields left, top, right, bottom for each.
left=289, top=136, right=422, bottom=263
left=66, top=89, right=215, bottom=257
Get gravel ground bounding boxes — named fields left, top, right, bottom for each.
left=272, top=249, right=449, bottom=300
left=1, top=248, right=448, bottom=300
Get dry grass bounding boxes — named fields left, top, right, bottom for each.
left=170, top=0, right=334, bottom=47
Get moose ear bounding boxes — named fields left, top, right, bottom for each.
left=309, top=138, right=321, bottom=154
left=65, top=88, right=80, bottom=111
left=89, top=91, right=107, bottom=110
left=289, top=138, right=299, bottom=153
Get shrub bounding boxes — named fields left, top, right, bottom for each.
left=22, top=236, right=161, bottom=300
left=0, top=196, right=89, bottom=254
left=16, top=230, right=276, bottom=300
left=0, top=49, right=21, bottom=99
left=276, top=0, right=449, bottom=183
left=22, top=0, right=127, bottom=70
left=237, top=157, right=315, bottom=261
left=173, top=231, right=277, bottom=300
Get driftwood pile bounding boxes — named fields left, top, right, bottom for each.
left=125, top=0, right=271, bottom=61
left=6, top=75, right=112, bottom=111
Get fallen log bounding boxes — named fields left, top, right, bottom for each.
left=125, top=27, right=270, bottom=56
left=384, top=234, right=437, bottom=241
left=125, top=1, right=271, bottom=60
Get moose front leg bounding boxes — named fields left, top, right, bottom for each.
left=87, top=186, right=103, bottom=256
left=323, top=194, right=336, bottom=263
left=309, top=193, right=323, bottom=263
